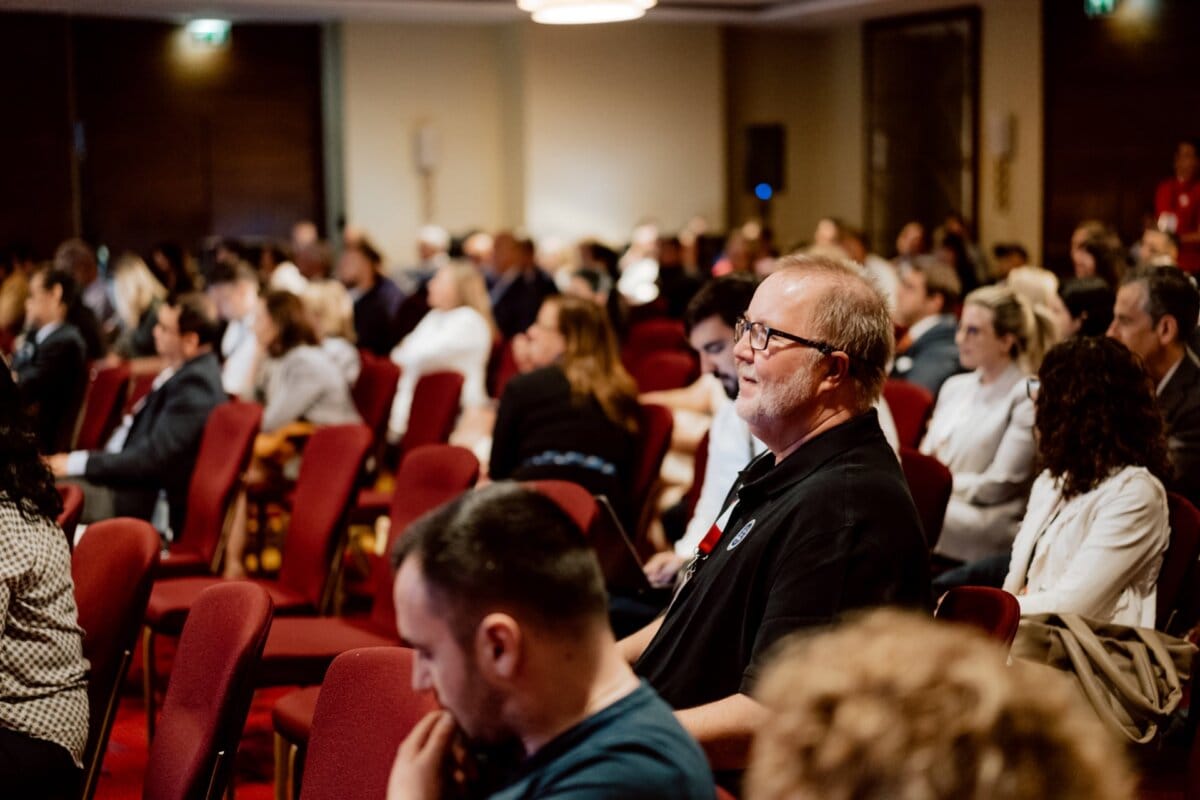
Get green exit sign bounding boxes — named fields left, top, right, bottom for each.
left=1085, top=0, right=1116, bottom=17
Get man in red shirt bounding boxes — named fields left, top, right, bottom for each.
left=1155, top=139, right=1200, bottom=272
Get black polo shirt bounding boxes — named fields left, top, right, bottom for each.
left=635, top=409, right=931, bottom=711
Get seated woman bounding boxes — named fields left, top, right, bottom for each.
left=490, top=295, right=640, bottom=519
left=1047, top=276, right=1114, bottom=339
left=387, top=262, right=495, bottom=441
left=921, top=286, right=1056, bottom=563
left=110, top=252, right=167, bottom=361
left=301, top=279, right=361, bottom=386
left=1003, top=336, right=1171, bottom=626
left=0, top=369, right=89, bottom=799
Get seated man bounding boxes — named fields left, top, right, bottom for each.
left=891, top=255, right=962, bottom=396
left=11, top=265, right=88, bottom=453
left=206, top=260, right=261, bottom=399
left=388, top=483, right=714, bottom=800
left=1108, top=264, right=1200, bottom=508
left=339, top=237, right=405, bottom=356
left=48, top=293, right=225, bottom=535
left=620, top=254, right=931, bottom=781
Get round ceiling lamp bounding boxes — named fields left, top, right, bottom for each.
left=517, top=0, right=657, bottom=25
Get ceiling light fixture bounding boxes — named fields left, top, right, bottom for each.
left=518, top=0, right=656, bottom=25
left=185, top=18, right=231, bottom=46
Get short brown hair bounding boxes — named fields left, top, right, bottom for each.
left=747, top=609, right=1135, bottom=800
left=908, top=255, right=962, bottom=308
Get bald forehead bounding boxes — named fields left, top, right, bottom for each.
left=751, top=269, right=843, bottom=325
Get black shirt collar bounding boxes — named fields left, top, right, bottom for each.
left=735, top=409, right=885, bottom=505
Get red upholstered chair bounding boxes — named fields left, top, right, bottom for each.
left=143, top=424, right=373, bottom=736
left=621, top=318, right=689, bottom=368
left=898, top=447, right=952, bottom=550
left=265, top=444, right=478, bottom=796
left=487, top=336, right=521, bottom=399
left=351, top=349, right=401, bottom=450
left=72, top=518, right=160, bottom=800
left=124, top=371, right=156, bottom=414
left=56, top=483, right=84, bottom=550
left=630, top=349, right=700, bottom=393
left=73, top=361, right=131, bottom=450
left=1158, top=493, right=1200, bottom=635
left=157, top=400, right=263, bottom=580
left=935, top=586, right=1021, bottom=648
left=298, top=648, right=438, bottom=800
left=143, top=583, right=274, bottom=800
left=630, top=403, right=674, bottom=554
left=528, top=479, right=601, bottom=533
left=715, top=788, right=738, bottom=800
left=357, top=370, right=466, bottom=517
left=883, top=379, right=935, bottom=449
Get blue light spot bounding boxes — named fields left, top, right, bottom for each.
left=754, top=183, right=773, bottom=201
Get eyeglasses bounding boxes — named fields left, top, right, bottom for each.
left=734, top=316, right=842, bottom=357
left=1026, top=377, right=1041, bottom=400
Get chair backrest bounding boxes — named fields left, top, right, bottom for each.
left=527, top=479, right=601, bottom=534
left=487, top=336, right=521, bottom=399
left=883, top=379, right=935, bottom=449
left=74, top=362, right=131, bottom=450
left=401, top=371, right=465, bottom=452
left=681, top=430, right=710, bottom=522
left=299, top=647, right=439, bottom=800
left=351, top=349, right=401, bottom=445
left=630, top=404, right=673, bottom=546
left=898, top=447, right=952, bottom=550
left=125, top=371, right=157, bottom=415
left=1158, top=492, right=1200, bottom=633
left=57, top=483, right=85, bottom=549
left=279, top=424, right=375, bottom=610
left=622, top=318, right=688, bottom=362
left=369, top=444, right=480, bottom=632
left=630, top=349, right=700, bottom=393
left=935, top=586, right=1021, bottom=648
left=144, top=583, right=273, bottom=800
left=72, top=518, right=161, bottom=800
left=170, top=401, right=263, bottom=570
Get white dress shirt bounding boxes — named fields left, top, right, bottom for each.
left=920, top=363, right=1036, bottom=561
left=220, top=312, right=258, bottom=400
left=1003, top=466, right=1168, bottom=627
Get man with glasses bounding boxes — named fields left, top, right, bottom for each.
left=619, top=254, right=931, bottom=789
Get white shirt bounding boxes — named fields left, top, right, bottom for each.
left=387, top=306, right=493, bottom=439
left=920, top=364, right=1036, bottom=561
left=220, top=313, right=258, bottom=399
left=65, top=365, right=178, bottom=475
left=1004, top=466, right=1168, bottom=627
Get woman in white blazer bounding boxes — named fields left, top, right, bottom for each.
left=1003, top=337, right=1171, bottom=627
left=387, top=262, right=497, bottom=441
left=921, top=285, right=1056, bottom=562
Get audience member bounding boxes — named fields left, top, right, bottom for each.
left=490, top=233, right=558, bottom=339
left=301, top=279, right=361, bottom=386
left=387, top=484, right=714, bottom=800
left=746, top=610, right=1134, bottom=800
left=620, top=256, right=930, bottom=778
left=920, top=286, right=1054, bottom=563
left=339, top=237, right=405, bottom=356
left=462, top=231, right=494, bottom=269
left=149, top=241, right=197, bottom=296
left=1155, top=138, right=1200, bottom=272
left=253, top=290, right=361, bottom=435
left=0, top=244, right=34, bottom=335
left=1139, top=228, right=1181, bottom=267
left=294, top=239, right=334, bottom=282
left=490, top=295, right=639, bottom=519
left=565, top=267, right=627, bottom=338
left=54, top=238, right=116, bottom=339
left=934, top=230, right=980, bottom=295
left=207, top=260, right=262, bottom=398
left=1004, top=264, right=1058, bottom=312
left=893, top=220, right=927, bottom=259
left=991, top=241, right=1029, bottom=279
left=1003, top=337, right=1170, bottom=626
left=388, top=262, right=495, bottom=441
left=261, top=241, right=308, bottom=296
left=891, top=256, right=962, bottom=395
left=1072, top=225, right=1127, bottom=287
left=0, top=368, right=89, bottom=800
left=110, top=253, right=167, bottom=360
left=1048, top=276, right=1114, bottom=338
left=394, top=224, right=450, bottom=295
left=656, top=235, right=703, bottom=319
left=11, top=266, right=88, bottom=453
left=1108, top=264, right=1200, bottom=507
left=840, top=225, right=899, bottom=312
left=48, top=293, right=224, bottom=534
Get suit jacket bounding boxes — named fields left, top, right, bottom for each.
left=13, top=322, right=88, bottom=453
left=1159, top=349, right=1200, bottom=509
left=492, top=268, right=558, bottom=340
left=891, top=317, right=962, bottom=397
left=85, top=351, right=225, bottom=532
left=353, top=276, right=406, bottom=356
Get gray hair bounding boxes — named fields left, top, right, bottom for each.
left=775, top=253, right=894, bottom=411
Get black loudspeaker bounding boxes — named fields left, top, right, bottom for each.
left=744, top=124, right=786, bottom=194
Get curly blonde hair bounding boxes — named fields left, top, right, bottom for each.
left=747, top=610, right=1134, bottom=800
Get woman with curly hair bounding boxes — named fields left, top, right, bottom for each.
left=1002, top=336, right=1171, bottom=626
left=0, top=368, right=89, bottom=798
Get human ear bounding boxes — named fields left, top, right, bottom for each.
left=476, top=613, right=521, bottom=682
left=1158, top=315, right=1179, bottom=345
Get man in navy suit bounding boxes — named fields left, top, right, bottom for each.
left=11, top=266, right=88, bottom=453
left=890, top=255, right=963, bottom=397
left=48, top=293, right=225, bottom=534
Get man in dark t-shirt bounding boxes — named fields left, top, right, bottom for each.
left=388, top=484, right=714, bottom=800
left=620, top=254, right=931, bottom=777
